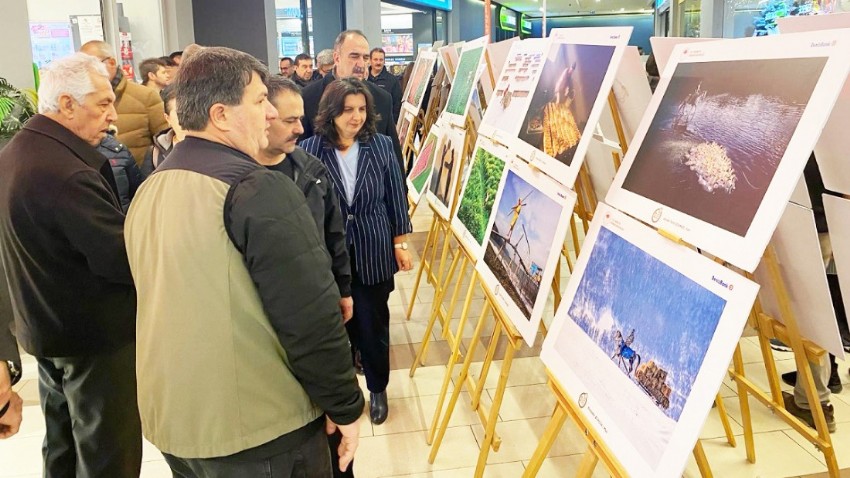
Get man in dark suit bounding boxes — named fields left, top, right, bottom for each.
left=0, top=270, right=22, bottom=439
left=300, top=30, right=406, bottom=181
left=367, top=48, right=402, bottom=122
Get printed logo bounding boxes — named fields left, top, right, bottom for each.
left=651, top=208, right=663, bottom=223
left=578, top=393, right=588, bottom=408
left=711, top=275, right=734, bottom=290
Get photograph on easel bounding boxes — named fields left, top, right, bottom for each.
left=426, top=122, right=466, bottom=219
left=541, top=204, right=758, bottom=478
left=451, top=136, right=510, bottom=259
left=443, top=36, right=487, bottom=121
left=620, top=57, right=825, bottom=236
left=476, top=161, right=575, bottom=345
left=481, top=39, right=549, bottom=137
left=518, top=43, right=615, bottom=168
left=606, top=29, right=850, bottom=272
left=403, top=51, right=438, bottom=111
left=407, top=127, right=441, bottom=203
left=397, top=108, right=415, bottom=145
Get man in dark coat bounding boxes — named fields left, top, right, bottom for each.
left=367, top=48, right=402, bottom=122
left=0, top=52, right=141, bottom=475
left=300, top=30, right=406, bottom=181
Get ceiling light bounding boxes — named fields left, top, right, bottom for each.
left=619, top=7, right=625, bottom=10
left=539, top=7, right=545, bottom=11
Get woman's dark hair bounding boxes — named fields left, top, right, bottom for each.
left=314, top=78, right=380, bottom=149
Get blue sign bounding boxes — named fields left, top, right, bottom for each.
left=399, top=0, right=452, bottom=11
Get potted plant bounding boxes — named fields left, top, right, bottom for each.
left=0, top=76, right=38, bottom=149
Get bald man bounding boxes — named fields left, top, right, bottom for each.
left=80, top=40, right=168, bottom=165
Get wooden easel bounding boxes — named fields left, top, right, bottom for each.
left=405, top=115, right=478, bottom=321
left=427, top=273, right=524, bottom=478
left=523, top=228, right=735, bottom=478
left=728, top=246, right=840, bottom=476
left=522, top=373, right=717, bottom=478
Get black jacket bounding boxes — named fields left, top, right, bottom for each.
left=0, top=115, right=135, bottom=358
left=267, top=147, right=352, bottom=297
left=292, top=74, right=313, bottom=88
left=141, top=128, right=176, bottom=177
left=368, top=68, right=403, bottom=123
left=97, top=131, right=144, bottom=212
left=299, top=73, right=406, bottom=184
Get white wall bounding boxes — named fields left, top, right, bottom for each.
left=2, top=1, right=36, bottom=89
left=26, top=0, right=101, bottom=23
left=118, top=0, right=166, bottom=59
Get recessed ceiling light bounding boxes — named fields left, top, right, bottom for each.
left=619, top=7, right=625, bottom=10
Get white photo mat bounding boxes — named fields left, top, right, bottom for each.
left=439, top=42, right=462, bottom=83
left=401, top=51, right=438, bottom=112
left=441, top=36, right=488, bottom=126
left=425, top=118, right=467, bottom=220
left=475, top=159, right=576, bottom=346
left=407, top=125, right=442, bottom=204
left=754, top=202, right=844, bottom=358
left=482, top=27, right=632, bottom=189
left=541, top=203, right=758, bottom=478
left=822, top=195, right=850, bottom=346
left=778, top=14, right=850, bottom=195
left=450, top=135, right=513, bottom=261
left=606, top=29, right=850, bottom=272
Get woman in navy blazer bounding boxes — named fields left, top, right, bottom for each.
left=300, top=78, right=413, bottom=427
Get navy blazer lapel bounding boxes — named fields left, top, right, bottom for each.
left=321, top=143, right=347, bottom=205
left=353, top=140, right=375, bottom=204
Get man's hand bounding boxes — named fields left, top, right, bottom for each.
left=339, top=297, right=354, bottom=323
left=0, top=362, right=11, bottom=411
left=0, top=392, right=22, bottom=439
left=325, top=416, right=360, bottom=473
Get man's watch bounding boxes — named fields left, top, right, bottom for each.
left=393, top=242, right=408, bottom=250
left=5, top=361, right=21, bottom=387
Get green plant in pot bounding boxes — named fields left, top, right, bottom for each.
left=0, top=76, right=38, bottom=147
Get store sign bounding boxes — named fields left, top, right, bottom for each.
left=520, top=14, right=533, bottom=34
left=499, top=7, right=518, bottom=31
left=403, top=0, right=452, bottom=11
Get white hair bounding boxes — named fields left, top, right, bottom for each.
left=38, top=53, right=110, bottom=114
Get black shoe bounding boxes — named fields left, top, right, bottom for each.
left=770, top=338, right=792, bottom=352
left=781, top=371, right=843, bottom=394
left=782, top=391, right=836, bottom=433
left=370, top=391, right=388, bottom=425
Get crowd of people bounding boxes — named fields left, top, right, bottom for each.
left=0, top=29, right=415, bottom=477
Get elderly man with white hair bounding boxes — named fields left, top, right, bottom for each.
left=0, top=53, right=142, bottom=476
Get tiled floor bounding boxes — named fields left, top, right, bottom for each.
left=2, top=204, right=850, bottom=477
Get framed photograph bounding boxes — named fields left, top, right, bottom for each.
left=482, top=27, right=632, bottom=188
left=451, top=136, right=512, bottom=260
left=426, top=118, right=467, bottom=220
left=778, top=15, right=850, bottom=196
left=606, top=30, right=850, bottom=272
left=476, top=160, right=576, bottom=346
left=754, top=202, right=844, bottom=358
left=541, top=203, right=758, bottom=478
left=402, top=51, right=438, bottom=112
left=396, top=107, right=416, bottom=146
left=480, top=38, right=551, bottom=140
left=443, top=36, right=488, bottom=125
left=439, top=42, right=462, bottom=83
left=407, top=124, right=442, bottom=204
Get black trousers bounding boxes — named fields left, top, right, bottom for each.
left=36, top=341, right=142, bottom=478
left=164, top=424, right=332, bottom=478
left=346, top=272, right=394, bottom=394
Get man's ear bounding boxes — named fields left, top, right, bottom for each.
left=57, top=93, right=77, bottom=119
left=207, top=103, right=230, bottom=132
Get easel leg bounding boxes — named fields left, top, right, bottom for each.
left=575, top=446, right=600, bottom=478
left=714, top=393, right=736, bottom=447
left=693, top=441, right=713, bottom=478
left=474, top=341, right=518, bottom=477
left=732, top=344, right=756, bottom=463
left=407, top=215, right=438, bottom=319
left=440, top=254, right=470, bottom=341
left=521, top=404, right=568, bottom=478
left=425, top=270, right=477, bottom=443
left=471, top=321, right=502, bottom=410
left=428, top=302, right=490, bottom=464
left=411, top=252, right=463, bottom=377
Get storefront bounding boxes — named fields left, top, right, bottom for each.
left=26, top=0, right=169, bottom=81
left=379, top=0, right=450, bottom=71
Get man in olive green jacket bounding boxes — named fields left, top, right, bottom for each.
left=125, top=47, right=363, bottom=476
left=81, top=41, right=168, bottom=165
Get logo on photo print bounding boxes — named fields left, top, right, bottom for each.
left=578, top=393, right=588, bottom=408
left=651, top=208, right=663, bottom=223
